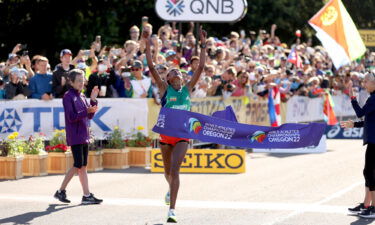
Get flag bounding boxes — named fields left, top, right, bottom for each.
left=212, top=106, right=238, bottom=122
left=287, top=48, right=303, bottom=68
left=323, top=90, right=338, bottom=125
left=268, top=87, right=281, bottom=127
left=308, top=0, right=366, bottom=69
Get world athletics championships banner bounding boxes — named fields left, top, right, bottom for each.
left=153, top=108, right=326, bottom=149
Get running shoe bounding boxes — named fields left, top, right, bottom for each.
left=167, top=209, right=177, bottom=223
left=348, top=203, right=365, bottom=215
left=359, top=206, right=375, bottom=218
left=81, top=193, right=103, bottom=205
left=165, top=191, right=170, bottom=205
left=54, top=190, right=71, bottom=203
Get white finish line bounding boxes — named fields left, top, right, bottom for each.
left=0, top=195, right=352, bottom=214
left=265, top=181, right=364, bottom=225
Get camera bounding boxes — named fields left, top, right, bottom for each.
left=83, top=50, right=91, bottom=56
left=20, top=44, right=27, bottom=50
left=225, top=83, right=235, bottom=92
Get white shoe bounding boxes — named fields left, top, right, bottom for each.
left=167, top=209, right=177, bottom=223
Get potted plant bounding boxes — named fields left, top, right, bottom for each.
left=0, top=132, right=24, bottom=180
left=102, top=126, right=129, bottom=169
left=22, top=133, right=48, bottom=176
left=87, top=128, right=103, bottom=172
left=46, top=129, right=73, bottom=174
left=125, top=126, right=153, bottom=167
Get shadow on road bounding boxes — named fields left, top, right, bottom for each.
left=350, top=217, right=375, bottom=225
left=0, top=204, right=79, bottom=224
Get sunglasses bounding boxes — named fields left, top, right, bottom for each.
left=131, top=68, right=141, bottom=71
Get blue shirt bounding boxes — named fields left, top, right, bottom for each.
left=0, top=89, right=5, bottom=99
left=29, top=73, right=53, bottom=99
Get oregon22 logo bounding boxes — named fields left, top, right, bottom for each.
left=166, top=0, right=185, bottom=16
left=189, top=118, right=202, bottom=134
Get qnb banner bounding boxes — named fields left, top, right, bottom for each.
left=153, top=107, right=326, bottom=149
left=155, top=0, right=247, bottom=22
left=0, top=99, right=148, bottom=140
left=151, top=149, right=246, bottom=173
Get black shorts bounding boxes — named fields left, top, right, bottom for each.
left=364, top=143, right=375, bottom=191
left=71, top=144, right=89, bottom=168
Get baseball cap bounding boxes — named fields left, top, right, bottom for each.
left=132, top=60, right=143, bottom=68
left=60, top=49, right=72, bottom=57
left=165, top=50, right=176, bottom=58
left=8, top=53, right=19, bottom=60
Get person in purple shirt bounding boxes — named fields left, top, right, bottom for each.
left=54, top=69, right=103, bottom=205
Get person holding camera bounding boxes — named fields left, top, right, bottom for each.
left=28, top=56, right=53, bottom=100
left=86, top=58, right=117, bottom=98
left=52, top=49, right=75, bottom=98
left=5, top=67, right=30, bottom=100
left=208, top=66, right=237, bottom=97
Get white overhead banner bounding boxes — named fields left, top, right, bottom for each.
left=286, top=95, right=356, bottom=123
left=253, top=135, right=326, bottom=154
left=0, top=99, right=148, bottom=140
left=155, top=0, right=247, bottom=22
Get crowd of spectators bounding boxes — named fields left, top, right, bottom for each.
left=0, top=19, right=374, bottom=104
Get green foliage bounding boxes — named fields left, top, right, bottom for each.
left=125, top=126, right=153, bottom=147
left=106, top=126, right=125, bottom=149
left=0, top=132, right=24, bottom=157
left=49, top=129, right=67, bottom=146
left=24, top=134, right=46, bottom=155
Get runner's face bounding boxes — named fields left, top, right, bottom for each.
left=169, top=70, right=183, bottom=90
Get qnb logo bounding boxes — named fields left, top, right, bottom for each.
left=0, top=108, right=22, bottom=133
left=189, top=118, right=202, bottom=134
left=249, top=131, right=266, bottom=143
left=166, top=0, right=185, bottom=16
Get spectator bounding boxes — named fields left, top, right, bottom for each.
left=232, top=72, right=251, bottom=97
left=129, top=25, right=140, bottom=42
left=86, top=58, right=117, bottom=98
left=28, top=56, right=53, bottom=100
left=52, top=49, right=75, bottom=98
left=187, top=56, right=200, bottom=76
left=0, top=77, right=5, bottom=99
left=5, top=67, right=30, bottom=100
left=208, top=66, right=237, bottom=96
left=123, top=60, right=152, bottom=98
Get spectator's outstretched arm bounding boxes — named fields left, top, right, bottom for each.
left=144, top=31, right=167, bottom=94
left=188, top=26, right=207, bottom=92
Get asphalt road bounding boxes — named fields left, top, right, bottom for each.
left=0, top=140, right=373, bottom=225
